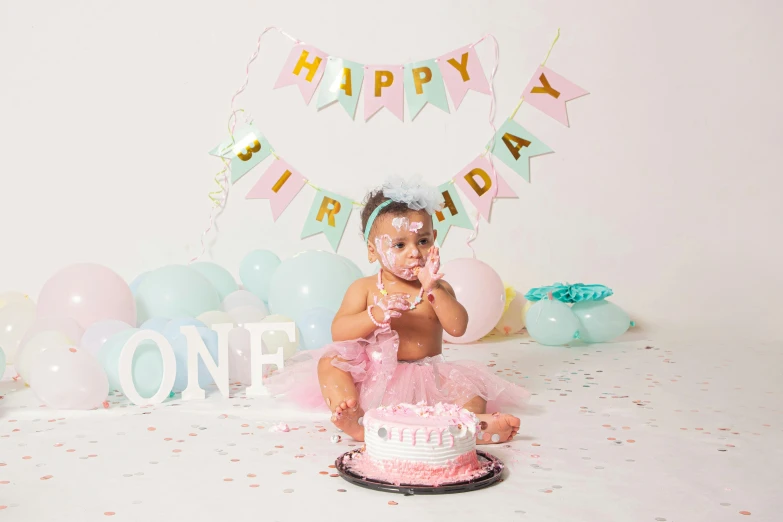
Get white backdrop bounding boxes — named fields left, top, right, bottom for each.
left=1, top=0, right=780, bottom=344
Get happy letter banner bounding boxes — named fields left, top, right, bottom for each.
left=316, top=57, right=364, bottom=118
left=301, top=189, right=353, bottom=250
left=521, top=66, right=589, bottom=127
left=274, top=44, right=328, bottom=104
left=437, top=45, right=491, bottom=110
left=364, top=65, right=405, bottom=121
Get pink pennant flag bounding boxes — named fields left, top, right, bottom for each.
left=273, top=44, right=327, bottom=104
left=453, top=156, right=516, bottom=221
left=245, top=159, right=306, bottom=221
left=521, top=66, right=589, bottom=127
left=363, top=64, right=405, bottom=121
left=437, top=45, right=491, bottom=109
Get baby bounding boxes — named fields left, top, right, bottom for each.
left=266, top=178, right=528, bottom=443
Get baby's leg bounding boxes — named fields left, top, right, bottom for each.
left=462, top=396, right=520, bottom=445
left=317, top=356, right=365, bottom=441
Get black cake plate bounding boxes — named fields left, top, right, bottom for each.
left=335, top=449, right=504, bottom=495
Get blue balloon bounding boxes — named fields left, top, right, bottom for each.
left=297, top=307, right=335, bottom=351
left=129, top=272, right=149, bottom=297
left=190, top=262, right=238, bottom=300
left=269, top=251, right=361, bottom=321
left=167, top=326, right=219, bottom=393
left=98, top=329, right=164, bottom=397
left=135, top=265, right=221, bottom=324
left=140, top=317, right=170, bottom=332
left=571, top=300, right=631, bottom=343
left=162, top=317, right=206, bottom=341
left=525, top=299, right=580, bottom=346
left=239, top=250, right=282, bottom=303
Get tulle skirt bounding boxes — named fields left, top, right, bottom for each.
left=265, top=328, right=529, bottom=413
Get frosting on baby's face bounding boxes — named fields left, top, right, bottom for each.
left=371, top=211, right=435, bottom=281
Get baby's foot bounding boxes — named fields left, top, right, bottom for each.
left=476, top=412, right=520, bottom=444
left=331, top=397, right=365, bottom=441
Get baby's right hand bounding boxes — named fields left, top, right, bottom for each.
left=373, top=293, right=412, bottom=322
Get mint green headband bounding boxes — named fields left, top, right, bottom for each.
left=363, top=200, right=393, bottom=243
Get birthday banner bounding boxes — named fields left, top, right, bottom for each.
left=200, top=29, right=589, bottom=255
left=273, top=40, right=494, bottom=121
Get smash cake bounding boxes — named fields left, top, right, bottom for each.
left=343, top=402, right=493, bottom=487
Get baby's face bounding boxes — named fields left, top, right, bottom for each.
left=371, top=210, right=436, bottom=281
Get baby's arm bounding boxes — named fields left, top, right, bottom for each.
left=429, top=280, right=468, bottom=337
left=331, top=280, right=377, bottom=342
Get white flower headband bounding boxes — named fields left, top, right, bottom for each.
left=364, top=176, right=445, bottom=242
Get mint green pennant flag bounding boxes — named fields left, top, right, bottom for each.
left=432, top=182, right=473, bottom=246
left=490, top=119, right=553, bottom=182
left=208, top=124, right=273, bottom=183
left=403, top=59, right=450, bottom=120
left=301, top=188, right=353, bottom=251
left=316, top=57, right=364, bottom=119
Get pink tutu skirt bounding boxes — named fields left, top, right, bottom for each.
left=265, top=328, right=529, bottom=413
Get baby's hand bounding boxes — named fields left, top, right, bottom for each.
left=418, top=246, right=443, bottom=293
left=374, top=293, right=412, bottom=322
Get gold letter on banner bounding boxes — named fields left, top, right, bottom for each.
left=447, top=53, right=470, bottom=82
left=412, top=67, right=432, bottom=94
left=293, top=50, right=323, bottom=82
left=236, top=137, right=262, bottom=162
left=374, top=70, right=394, bottom=97
left=530, top=73, right=561, bottom=99
left=502, top=133, right=532, bottom=160
left=341, top=68, right=353, bottom=96
left=435, top=190, right=458, bottom=222
left=316, top=196, right=342, bottom=227
left=464, top=168, right=492, bottom=197
left=271, top=170, right=292, bottom=193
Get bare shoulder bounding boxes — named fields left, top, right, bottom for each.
left=438, top=279, right=457, bottom=298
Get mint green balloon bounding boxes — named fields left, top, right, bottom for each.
left=268, top=251, right=361, bottom=321
left=98, top=329, right=164, bottom=397
left=135, top=265, right=220, bottom=324
left=525, top=299, right=580, bottom=346
left=239, top=250, right=281, bottom=302
left=190, top=262, right=238, bottom=300
left=571, top=300, right=630, bottom=343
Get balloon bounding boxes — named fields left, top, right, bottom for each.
left=297, top=307, right=335, bottom=350
left=37, top=263, right=136, bottom=330
left=521, top=300, right=533, bottom=328
left=229, top=306, right=267, bottom=328
left=440, top=258, right=505, bottom=344
left=525, top=299, right=580, bottom=346
left=268, top=251, right=361, bottom=321
left=129, top=272, right=148, bottom=297
left=0, top=299, right=37, bottom=364
left=17, top=331, right=74, bottom=384
left=197, top=310, right=236, bottom=329
left=20, top=316, right=84, bottom=349
left=80, top=319, right=133, bottom=357
left=239, top=250, right=281, bottom=302
left=140, top=317, right=170, bottom=332
left=494, top=293, right=527, bottom=336
left=161, top=317, right=206, bottom=340
left=165, top=326, right=219, bottom=393
left=190, top=262, right=239, bottom=300
left=222, top=290, right=268, bottom=313
left=98, top=329, right=164, bottom=397
left=135, top=265, right=220, bottom=324
left=260, top=314, right=299, bottom=359
left=571, top=300, right=631, bottom=343
left=30, top=346, right=108, bottom=410
left=0, top=291, right=34, bottom=310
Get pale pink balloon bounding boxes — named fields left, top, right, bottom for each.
left=441, top=258, right=505, bottom=344
left=29, top=345, right=109, bottom=410
left=80, top=319, right=133, bottom=357
left=20, top=316, right=84, bottom=349
left=37, top=264, right=137, bottom=330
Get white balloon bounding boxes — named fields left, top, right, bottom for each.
left=20, top=316, right=84, bottom=348
left=80, top=319, right=133, bottom=357
left=260, top=314, right=299, bottom=360
left=30, top=345, right=108, bottom=410
left=222, top=290, right=268, bottom=314
left=17, top=331, right=74, bottom=384
left=0, top=291, right=34, bottom=310
left=229, top=306, right=267, bottom=327
left=0, top=299, right=37, bottom=364
left=197, top=310, right=236, bottom=329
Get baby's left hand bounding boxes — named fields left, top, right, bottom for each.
left=418, top=246, right=443, bottom=293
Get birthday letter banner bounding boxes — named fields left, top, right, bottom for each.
left=206, top=30, right=588, bottom=251
left=274, top=40, right=492, bottom=121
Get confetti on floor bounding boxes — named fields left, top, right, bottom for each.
left=0, top=336, right=777, bottom=521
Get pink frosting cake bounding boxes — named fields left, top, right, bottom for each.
left=344, top=402, right=485, bottom=486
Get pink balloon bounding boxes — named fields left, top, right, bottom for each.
left=20, top=316, right=84, bottom=348
left=37, top=264, right=137, bottom=330
left=441, top=258, right=505, bottom=344
left=29, top=345, right=109, bottom=410
left=80, top=319, right=133, bottom=357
